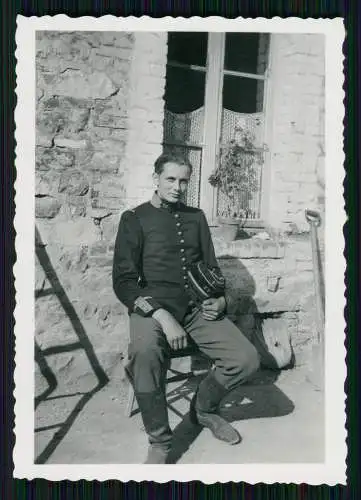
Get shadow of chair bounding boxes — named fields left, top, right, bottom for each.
left=35, top=340, right=58, bottom=409
left=34, top=226, right=109, bottom=464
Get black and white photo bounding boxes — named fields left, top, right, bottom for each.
left=14, top=16, right=346, bottom=483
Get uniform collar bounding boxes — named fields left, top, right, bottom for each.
left=151, top=192, right=183, bottom=212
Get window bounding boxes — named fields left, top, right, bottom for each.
left=163, top=32, right=270, bottom=223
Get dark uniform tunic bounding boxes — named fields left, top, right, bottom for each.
left=112, top=194, right=219, bottom=323
left=113, top=193, right=260, bottom=393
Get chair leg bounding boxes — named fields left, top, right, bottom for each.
left=124, top=350, right=204, bottom=418
left=125, top=383, right=136, bottom=418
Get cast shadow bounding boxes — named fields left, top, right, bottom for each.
left=34, top=226, right=109, bottom=464
left=224, top=255, right=295, bottom=371
left=167, top=257, right=295, bottom=464
left=34, top=341, right=58, bottom=409
left=166, top=368, right=294, bottom=464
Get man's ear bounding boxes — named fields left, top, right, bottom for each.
left=152, top=172, right=159, bottom=186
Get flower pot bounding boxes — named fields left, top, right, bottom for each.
left=215, top=217, right=239, bottom=242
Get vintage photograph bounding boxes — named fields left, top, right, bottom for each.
left=14, top=17, right=345, bottom=483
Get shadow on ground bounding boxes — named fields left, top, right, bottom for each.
left=159, top=368, right=294, bottom=464
left=34, top=226, right=109, bottom=464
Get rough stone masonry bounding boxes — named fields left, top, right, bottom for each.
left=34, top=31, right=325, bottom=393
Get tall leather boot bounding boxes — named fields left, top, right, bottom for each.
left=189, top=372, right=241, bottom=445
left=135, top=388, right=173, bottom=464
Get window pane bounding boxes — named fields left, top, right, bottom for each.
left=222, top=75, right=264, bottom=113
left=224, top=33, right=269, bottom=75
left=164, top=66, right=206, bottom=113
left=167, top=32, right=208, bottom=67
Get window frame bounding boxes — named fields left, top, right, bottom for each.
left=165, top=32, right=272, bottom=226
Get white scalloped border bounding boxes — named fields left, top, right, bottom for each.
left=14, top=15, right=346, bottom=483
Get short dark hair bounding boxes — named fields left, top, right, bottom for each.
left=154, top=153, right=193, bottom=175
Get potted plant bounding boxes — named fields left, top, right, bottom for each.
left=208, top=125, right=265, bottom=241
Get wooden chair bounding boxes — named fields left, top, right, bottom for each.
left=124, top=344, right=210, bottom=417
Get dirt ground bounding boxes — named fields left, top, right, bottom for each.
left=35, top=353, right=324, bottom=465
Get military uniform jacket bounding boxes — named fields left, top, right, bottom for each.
left=112, top=193, right=222, bottom=323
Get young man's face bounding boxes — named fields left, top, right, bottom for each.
left=154, top=162, right=192, bottom=203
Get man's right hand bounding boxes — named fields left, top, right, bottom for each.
left=152, top=308, right=188, bottom=351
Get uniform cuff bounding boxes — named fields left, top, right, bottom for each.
left=133, top=296, right=162, bottom=317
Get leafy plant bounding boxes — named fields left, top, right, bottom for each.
left=209, top=125, right=265, bottom=221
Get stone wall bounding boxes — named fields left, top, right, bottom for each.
left=35, top=31, right=167, bottom=392
left=266, top=34, right=325, bottom=235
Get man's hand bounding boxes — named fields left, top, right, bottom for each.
left=152, top=308, right=188, bottom=351
left=201, top=296, right=226, bottom=321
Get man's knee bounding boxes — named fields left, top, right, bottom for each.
left=244, top=343, right=260, bottom=376
left=128, top=315, right=167, bottom=362
left=226, top=342, right=260, bottom=380
left=223, top=320, right=261, bottom=377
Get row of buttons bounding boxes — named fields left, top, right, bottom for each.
left=174, top=212, right=189, bottom=290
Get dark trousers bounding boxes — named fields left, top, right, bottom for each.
left=126, top=307, right=260, bottom=394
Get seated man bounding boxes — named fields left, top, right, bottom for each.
left=112, top=153, right=260, bottom=464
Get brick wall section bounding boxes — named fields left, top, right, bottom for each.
left=123, top=32, right=168, bottom=207
left=267, top=34, right=325, bottom=235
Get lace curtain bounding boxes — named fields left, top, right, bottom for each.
left=163, top=107, right=204, bottom=207
left=164, top=107, right=264, bottom=218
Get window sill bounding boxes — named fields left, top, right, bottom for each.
left=209, top=219, right=265, bottom=230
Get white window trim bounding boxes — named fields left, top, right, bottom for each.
left=200, top=33, right=225, bottom=223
